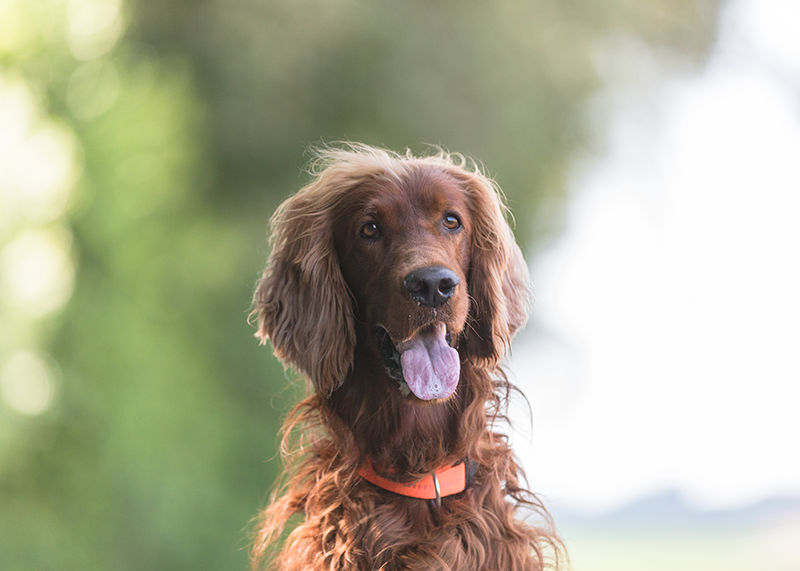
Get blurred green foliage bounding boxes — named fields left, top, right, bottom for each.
left=0, top=0, right=721, bottom=569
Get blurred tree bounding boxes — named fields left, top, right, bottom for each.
left=0, top=0, right=722, bottom=570
left=130, top=0, right=723, bottom=242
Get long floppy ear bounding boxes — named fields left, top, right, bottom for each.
left=461, top=171, right=533, bottom=366
left=253, top=186, right=356, bottom=398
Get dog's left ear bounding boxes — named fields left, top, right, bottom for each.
left=253, top=186, right=356, bottom=398
left=461, top=171, right=533, bottom=366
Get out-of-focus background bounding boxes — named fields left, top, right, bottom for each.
left=2, top=0, right=798, bottom=569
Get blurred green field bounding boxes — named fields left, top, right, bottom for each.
left=561, top=515, right=800, bottom=571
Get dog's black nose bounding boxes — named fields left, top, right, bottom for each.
left=403, top=266, right=459, bottom=308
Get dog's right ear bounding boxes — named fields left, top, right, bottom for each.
left=460, top=169, right=533, bottom=367
left=253, top=186, right=356, bottom=398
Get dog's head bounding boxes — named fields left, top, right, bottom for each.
left=253, top=145, right=531, bottom=399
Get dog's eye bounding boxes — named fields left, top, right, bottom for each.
left=359, top=222, right=381, bottom=239
left=443, top=214, right=462, bottom=231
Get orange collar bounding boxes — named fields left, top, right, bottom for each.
left=358, top=457, right=471, bottom=502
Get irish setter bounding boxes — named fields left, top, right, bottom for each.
left=251, top=144, right=561, bottom=570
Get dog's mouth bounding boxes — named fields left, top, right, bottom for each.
left=374, top=323, right=460, bottom=401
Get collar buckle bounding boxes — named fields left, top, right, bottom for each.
left=428, top=470, right=442, bottom=511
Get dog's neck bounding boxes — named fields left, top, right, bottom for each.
left=326, top=345, right=473, bottom=475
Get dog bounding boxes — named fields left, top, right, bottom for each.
left=251, top=144, right=561, bottom=570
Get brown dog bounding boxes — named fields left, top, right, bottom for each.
left=251, top=144, right=560, bottom=570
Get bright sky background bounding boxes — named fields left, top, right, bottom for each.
left=511, top=0, right=800, bottom=515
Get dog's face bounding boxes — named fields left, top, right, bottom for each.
left=255, top=148, right=531, bottom=402
left=332, top=170, right=472, bottom=401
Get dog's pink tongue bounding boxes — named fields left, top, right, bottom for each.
left=399, top=326, right=460, bottom=400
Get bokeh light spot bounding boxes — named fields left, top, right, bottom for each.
left=67, top=0, right=123, bottom=60
left=0, top=75, right=37, bottom=155
left=67, top=59, right=121, bottom=119
left=0, top=228, right=75, bottom=317
left=0, top=351, right=57, bottom=415
left=0, top=0, right=39, bottom=55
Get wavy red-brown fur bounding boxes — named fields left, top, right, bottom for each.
left=252, top=144, right=563, bottom=570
